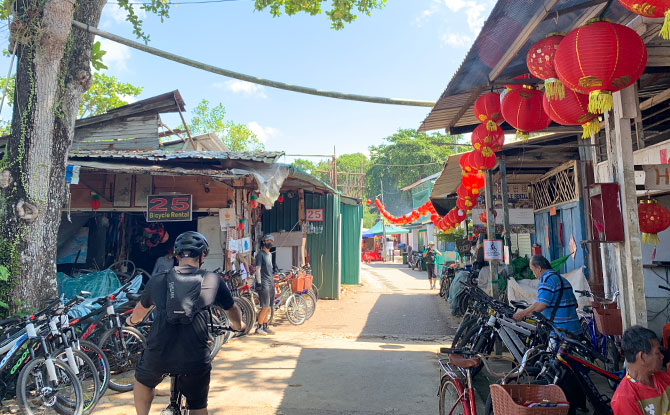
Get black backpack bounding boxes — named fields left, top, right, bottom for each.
left=165, top=268, right=205, bottom=325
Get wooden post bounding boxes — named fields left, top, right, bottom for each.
left=485, top=170, right=499, bottom=297
left=603, top=85, right=647, bottom=328
left=500, top=160, right=512, bottom=262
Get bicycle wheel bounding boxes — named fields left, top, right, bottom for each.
left=17, top=357, right=84, bottom=415
left=456, top=324, right=481, bottom=349
left=309, top=284, right=318, bottom=302
left=285, top=294, right=307, bottom=325
left=210, top=306, right=234, bottom=346
left=452, top=315, right=476, bottom=348
left=76, top=340, right=110, bottom=400
left=303, top=290, right=317, bottom=320
left=97, top=326, right=145, bottom=393
left=207, top=312, right=224, bottom=360
left=233, top=297, right=255, bottom=335
left=53, top=349, right=100, bottom=414
left=439, top=276, right=450, bottom=298
left=606, top=336, right=620, bottom=390
left=438, top=378, right=466, bottom=415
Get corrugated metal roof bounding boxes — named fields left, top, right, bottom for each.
left=69, top=149, right=284, bottom=163
left=418, top=0, right=647, bottom=133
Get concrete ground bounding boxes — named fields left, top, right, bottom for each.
left=93, top=262, right=460, bottom=415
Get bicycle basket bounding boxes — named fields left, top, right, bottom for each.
left=593, top=307, right=623, bottom=336
left=490, top=384, right=569, bottom=415
left=303, top=274, right=313, bottom=291
left=290, top=275, right=305, bottom=293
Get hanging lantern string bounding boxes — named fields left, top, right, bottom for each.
left=374, top=199, right=437, bottom=225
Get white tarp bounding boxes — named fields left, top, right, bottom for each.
left=507, top=266, right=591, bottom=310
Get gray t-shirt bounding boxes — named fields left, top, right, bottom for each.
left=255, top=250, right=274, bottom=285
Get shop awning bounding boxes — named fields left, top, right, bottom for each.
left=363, top=221, right=410, bottom=237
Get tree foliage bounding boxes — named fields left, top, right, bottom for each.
left=186, top=99, right=264, bottom=152
left=365, top=129, right=466, bottom=200
left=79, top=73, right=143, bottom=118
left=291, top=158, right=316, bottom=173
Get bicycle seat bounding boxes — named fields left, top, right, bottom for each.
left=511, top=300, right=529, bottom=310
left=449, top=354, right=481, bottom=369
left=126, top=293, right=142, bottom=302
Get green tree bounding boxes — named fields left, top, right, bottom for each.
left=291, top=158, right=317, bottom=174
left=79, top=73, right=143, bottom=118
left=185, top=99, right=264, bottom=152
left=1, top=0, right=384, bottom=309
left=366, top=129, right=466, bottom=202
left=363, top=204, right=378, bottom=228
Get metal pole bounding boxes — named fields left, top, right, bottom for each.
left=381, top=172, right=387, bottom=262
left=485, top=170, right=499, bottom=298
left=500, top=160, right=512, bottom=263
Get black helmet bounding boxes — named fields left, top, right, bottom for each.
left=174, top=231, right=209, bottom=258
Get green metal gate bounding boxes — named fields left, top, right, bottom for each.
left=305, top=193, right=341, bottom=299
left=340, top=203, right=363, bottom=285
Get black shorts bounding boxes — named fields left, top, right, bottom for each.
left=426, top=264, right=436, bottom=279
left=258, top=284, right=275, bottom=308
left=135, top=359, right=211, bottom=410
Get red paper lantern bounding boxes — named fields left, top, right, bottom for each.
left=250, top=199, right=259, bottom=209
left=454, top=209, right=467, bottom=223
left=472, top=124, right=504, bottom=155
left=277, top=195, right=285, bottom=203
left=459, top=152, right=476, bottom=175
left=462, top=172, right=485, bottom=195
left=638, top=199, right=670, bottom=244
left=504, top=73, right=533, bottom=91
left=366, top=199, right=372, bottom=205
left=526, top=33, right=566, bottom=101
left=554, top=19, right=647, bottom=114
left=456, top=198, right=470, bottom=212
left=91, top=194, right=100, bottom=211
left=457, top=185, right=477, bottom=209
left=470, top=150, right=497, bottom=172
left=501, top=87, right=551, bottom=140
left=542, top=90, right=600, bottom=139
left=479, top=209, right=498, bottom=224
left=474, top=92, right=503, bottom=131
left=238, top=219, right=246, bottom=231
left=618, top=1, right=670, bottom=40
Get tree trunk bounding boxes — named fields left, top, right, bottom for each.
left=0, top=0, right=106, bottom=310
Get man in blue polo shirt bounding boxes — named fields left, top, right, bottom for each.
left=512, top=254, right=582, bottom=337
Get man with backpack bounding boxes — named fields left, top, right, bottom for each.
left=125, top=231, right=244, bottom=415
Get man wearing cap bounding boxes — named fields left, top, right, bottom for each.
left=423, top=241, right=442, bottom=290
left=255, top=234, right=276, bottom=335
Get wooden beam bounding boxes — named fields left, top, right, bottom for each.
left=640, top=87, right=670, bottom=111
left=604, top=85, right=647, bottom=329
left=489, top=0, right=561, bottom=82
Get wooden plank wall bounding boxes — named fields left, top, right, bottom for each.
left=69, top=172, right=233, bottom=210
left=72, top=114, right=160, bottom=150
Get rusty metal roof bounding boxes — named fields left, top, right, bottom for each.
left=69, top=149, right=284, bottom=163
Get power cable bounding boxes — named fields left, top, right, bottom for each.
left=71, top=20, right=436, bottom=108
left=110, top=0, right=241, bottom=3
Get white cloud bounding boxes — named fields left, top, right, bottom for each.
left=117, top=94, right=138, bottom=104
left=247, top=122, right=279, bottom=143
left=441, top=33, right=472, bottom=48
left=214, top=80, right=267, bottom=98
left=442, top=0, right=489, bottom=35
left=95, top=37, right=131, bottom=72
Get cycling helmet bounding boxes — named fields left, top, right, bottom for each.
left=174, top=231, right=209, bottom=257
left=263, top=234, right=275, bottom=243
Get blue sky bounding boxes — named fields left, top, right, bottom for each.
left=1, top=0, right=495, bottom=163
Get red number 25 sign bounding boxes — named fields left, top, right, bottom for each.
left=306, top=209, right=324, bottom=222
left=147, top=194, right=192, bottom=222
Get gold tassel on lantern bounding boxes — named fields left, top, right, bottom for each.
left=643, top=232, right=661, bottom=245
left=544, top=78, right=565, bottom=101
left=486, top=120, right=498, bottom=131
left=588, top=90, right=613, bottom=114
left=661, top=9, right=670, bottom=40
left=581, top=118, right=601, bottom=139
left=516, top=131, right=530, bottom=142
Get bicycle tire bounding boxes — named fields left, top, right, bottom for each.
left=97, top=326, right=145, bottom=393
left=210, top=305, right=234, bottom=346
left=605, top=336, right=620, bottom=390
left=17, top=357, right=84, bottom=415
left=451, top=315, right=476, bottom=348
left=304, top=290, right=317, bottom=320
left=456, top=324, right=481, bottom=349
left=439, top=276, right=449, bottom=298
left=76, top=340, right=110, bottom=401
left=285, top=294, right=307, bottom=325
left=438, top=378, right=466, bottom=415
left=53, top=348, right=100, bottom=414
left=309, top=285, right=319, bottom=302
left=207, top=311, right=224, bottom=360
left=233, top=297, right=255, bottom=335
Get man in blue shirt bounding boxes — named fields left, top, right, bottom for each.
left=512, top=254, right=582, bottom=337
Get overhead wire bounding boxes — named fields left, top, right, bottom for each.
left=71, top=20, right=436, bottom=108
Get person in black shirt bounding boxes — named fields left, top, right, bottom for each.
left=126, top=231, right=244, bottom=415
left=254, top=234, right=276, bottom=335
left=422, top=241, right=442, bottom=290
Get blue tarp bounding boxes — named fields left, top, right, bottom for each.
left=57, top=271, right=142, bottom=318
left=362, top=221, right=410, bottom=237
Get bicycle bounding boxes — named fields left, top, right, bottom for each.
left=267, top=272, right=307, bottom=326
left=0, top=302, right=84, bottom=415
left=439, top=265, right=457, bottom=299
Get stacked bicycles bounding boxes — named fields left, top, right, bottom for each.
left=439, top=279, right=622, bottom=415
